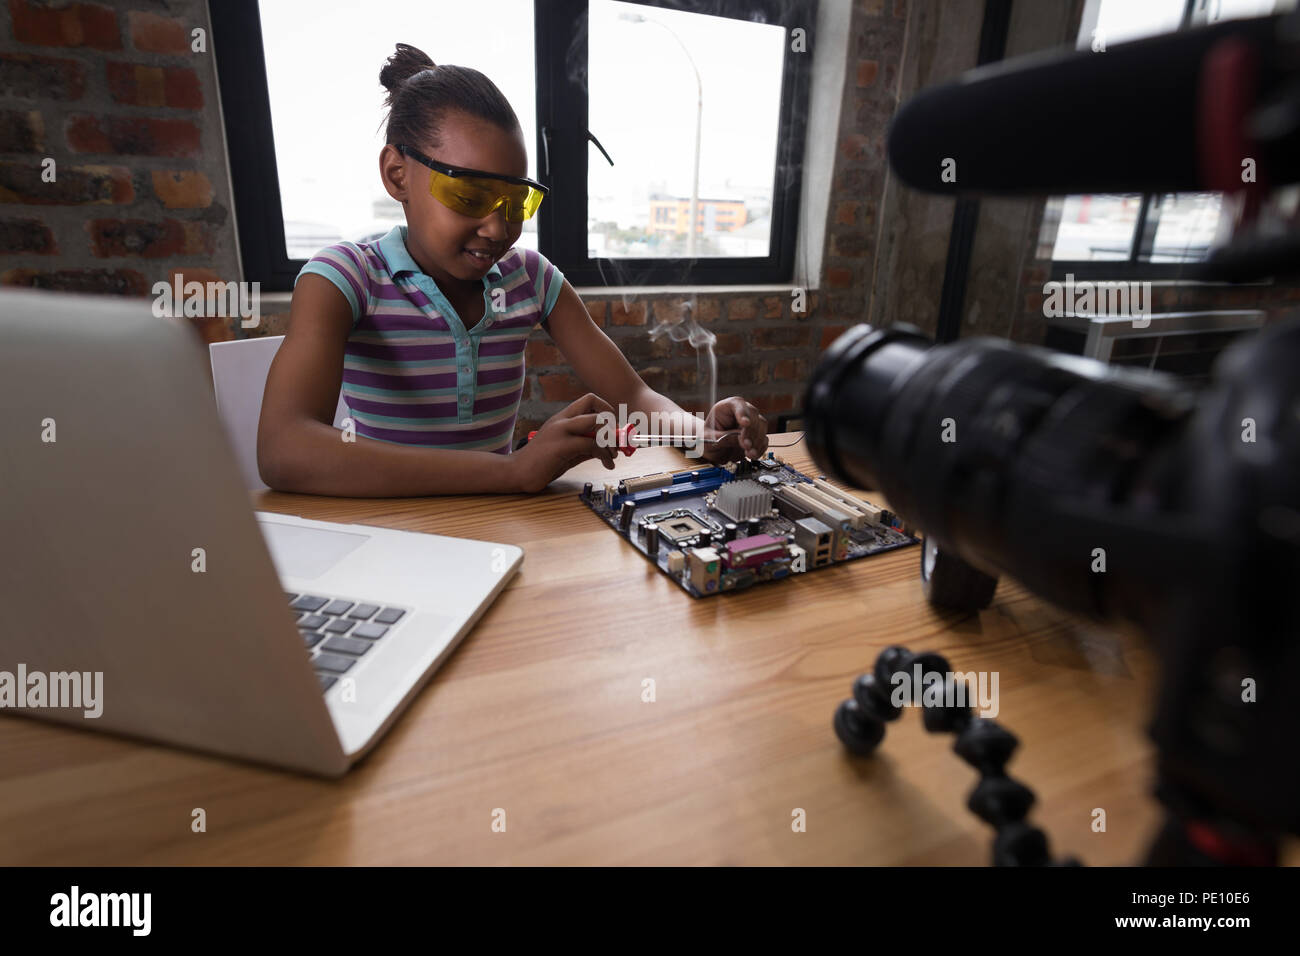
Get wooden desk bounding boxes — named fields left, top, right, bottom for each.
left=2, top=434, right=1276, bottom=865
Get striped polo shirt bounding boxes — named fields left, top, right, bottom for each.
left=294, top=224, right=564, bottom=453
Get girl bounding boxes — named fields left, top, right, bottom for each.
left=258, top=43, right=768, bottom=497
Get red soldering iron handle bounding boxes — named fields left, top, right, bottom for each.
left=526, top=424, right=636, bottom=456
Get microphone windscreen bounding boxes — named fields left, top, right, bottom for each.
left=886, top=14, right=1283, bottom=197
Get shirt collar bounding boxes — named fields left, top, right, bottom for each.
left=378, top=224, right=504, bottom=283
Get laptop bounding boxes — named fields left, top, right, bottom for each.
left=0, top=288, right=524, bottom=776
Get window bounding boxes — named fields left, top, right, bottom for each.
left=1044, top=0, right=1289, bottom=279
left=586, top=1, right=785, bottom=262
left=212, top=0, right=813, bottom=291
left=542, top=0, right=812, bottom=284
left=258, top=0, right=538, bottom=261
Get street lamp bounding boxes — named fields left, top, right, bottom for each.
left=620, top=11, right=703, bottom=258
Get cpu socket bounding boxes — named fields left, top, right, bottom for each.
left=656, top=513, right=710, bottom=546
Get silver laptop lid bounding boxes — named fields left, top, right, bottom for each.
left=0, top=289, right=347, bottom=776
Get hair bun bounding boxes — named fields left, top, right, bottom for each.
left=379, top=43, right=436, bottom=95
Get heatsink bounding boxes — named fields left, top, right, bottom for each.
left=714, top=479, right=772, bottom=522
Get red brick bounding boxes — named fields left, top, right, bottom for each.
left=1, top=266, right=148, bottom=295
left=150, top=169, right=211, bottom=208
left=609, top=300, right=646, bottom=326
left=650, top=296, right=689, bottom=326
left=583, top=298, right=607, bottom=326
left=163, top=267, right=232, bottom=342
left=754, top=391, right=797, bottom=414
left=106, top=62, right=202, bottom=109
left=752, top=327, right=812, bottom=350
left=87, top=217, right=215, bottom=258
left=0, top=110, right=44, bottom=152
left=820, top=324, right=850, bottom=350
left=637, top=365, right=670, bottom=391
left=835, top=200, right=860, bottom=226
left=0, top=217, right=56, bottom=254
left=67, top=114, right=201, bottom=158
left=727, top=296, right=758, bottom=321
left=761, top=295, right=783, bottom=319
left=10, top=0, right=121, bottom=50
left=163, top=65, right=202, bottom=108
left=537, top=372, right=587, bottom=402
left=856, top=60, right=879, bottom=87
left=827, top=268, right=854, bottom=289
left=128, top=10, right=189, bottom=55
left=832, top=231, right=869, bottom=257
left=166, top=266, right=224, bottom=287
left=525, top=339, right=564, bottom=367
left=694, top=297, right=721, bottom=321
left=712, top=331, right=743, bottom=354
left=616, top=332, right=673, bottom=363
left=840, top=134, right=871, bottom=162
left=0, top=53, right=87, bottom=99
left=669, top=365, right=700, bottom=393
left=769, top=358, right=809, bottom=383
left=0, top=161, right=133, bottom=204
left=790, top=288, right=819, bottom=318
left=718, top=358, right=768, bottom=388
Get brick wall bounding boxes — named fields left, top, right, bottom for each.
left=0, top=0, right=240, bottom=344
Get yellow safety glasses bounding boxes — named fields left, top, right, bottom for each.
left=396, top=144, right=548, bottom=222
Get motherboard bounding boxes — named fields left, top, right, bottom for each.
left=579, top=451, right=919, bottom=597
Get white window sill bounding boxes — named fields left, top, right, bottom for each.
left=572, top=284, right=804, bottom=296
left=258, top=284, right=809, bottom=311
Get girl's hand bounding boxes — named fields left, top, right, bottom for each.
left=701, top=396, right=768, bottom=465
left=511, top=393, right=617, bottom=493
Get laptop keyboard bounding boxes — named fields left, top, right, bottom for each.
left=284, top=592, right=408, bottom=693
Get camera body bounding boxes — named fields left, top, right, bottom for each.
left=805, top=318, right=1300, bottom=841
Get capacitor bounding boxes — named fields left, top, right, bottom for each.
left=619, top=500, right=635, bottom=531
left=581, top=481, right=592, bottom=500
left=724, top=522, right=738, bottom=541
left=645, top=523, right=659, bottom=555
left=747, top=518, right=761, bottom=537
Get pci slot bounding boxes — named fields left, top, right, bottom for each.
left=809, top=476, right=883, bottom=527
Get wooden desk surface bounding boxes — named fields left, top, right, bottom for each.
left=4, top=434, right=1277, bottom=865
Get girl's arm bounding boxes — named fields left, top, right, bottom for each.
left=258, top=275, right=610, bottom=497
left=544, top=280, right=769, bottom=461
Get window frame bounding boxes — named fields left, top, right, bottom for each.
left=210, top=0, right=816, bottom=291
left=210, top=0, right=301, bottom=291
left=1049, top=0, right=1217, bottom=282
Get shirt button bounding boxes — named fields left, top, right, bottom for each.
left=461, top=365, right=470, bottom=373
left=460, top=395, right=471, bottom=405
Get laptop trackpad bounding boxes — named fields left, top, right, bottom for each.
left=258, top=519, right=369, bottom=579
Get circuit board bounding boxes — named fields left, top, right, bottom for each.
left=579, top=451, right=919, bottom=597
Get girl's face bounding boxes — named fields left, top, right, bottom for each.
left=384, top=109, right=529, bottom=294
